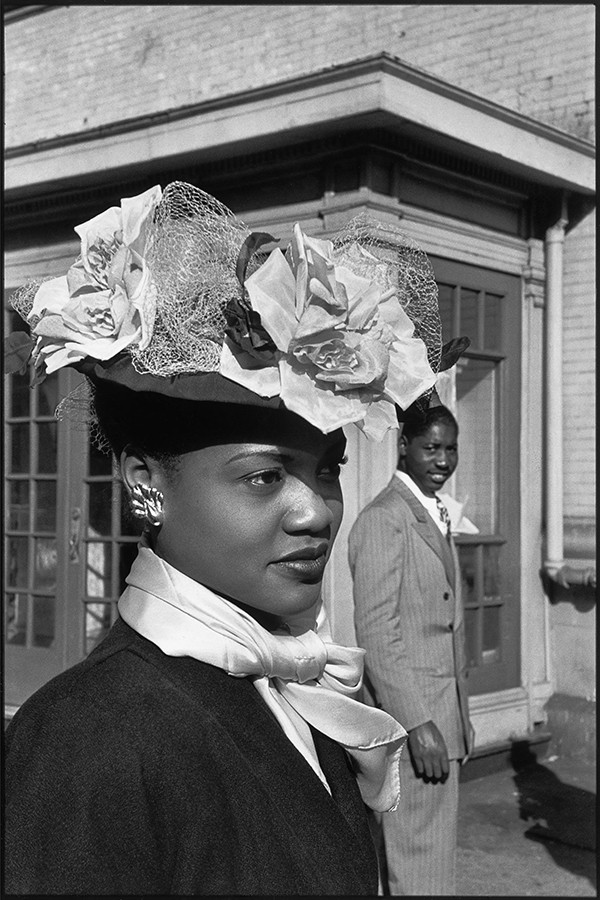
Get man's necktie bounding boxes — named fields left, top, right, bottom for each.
left=435, top=495, right=451, bottom=537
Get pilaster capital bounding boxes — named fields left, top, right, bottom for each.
left=522, top=238, right=546, bottom=308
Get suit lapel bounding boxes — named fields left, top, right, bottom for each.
left=391, top=477, right=456, bottom=590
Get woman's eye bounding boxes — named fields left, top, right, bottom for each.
left=246, top=470, right=283, bottom=487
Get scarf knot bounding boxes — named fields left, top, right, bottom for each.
left=118, top=545, right=407, bottom=812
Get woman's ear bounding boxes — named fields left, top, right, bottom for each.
left=397, top=433, right=408, bottom=459
left=120, top=445, right=156, bottom=494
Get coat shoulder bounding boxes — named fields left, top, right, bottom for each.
left=5, top=620, right=240, bottom=761
left=350, top=478, right=414, bottom=534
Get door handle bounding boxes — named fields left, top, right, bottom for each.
left=69, top=507, right=81, bottom=563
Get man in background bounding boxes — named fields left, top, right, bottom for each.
left=349, top=405, right=473, bottom=895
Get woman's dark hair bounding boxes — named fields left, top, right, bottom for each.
left=402, top=405, right=458, bottom=442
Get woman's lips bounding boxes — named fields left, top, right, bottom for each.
left=271, top=544, right=329, bottom=580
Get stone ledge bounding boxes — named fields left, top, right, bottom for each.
left=460, top=730, right=552, bottom=782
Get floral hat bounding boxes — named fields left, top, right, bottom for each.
left=5, top=181, right=465, bottom=442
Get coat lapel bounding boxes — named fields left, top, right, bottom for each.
left=390, top=477, right=456, bottom=590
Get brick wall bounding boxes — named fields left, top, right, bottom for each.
left=5, top=4, right=594, bottom=146
left=563, top=209, right=596, bottom=525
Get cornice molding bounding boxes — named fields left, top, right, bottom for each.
left=6, top=53, right=595, bottom=197
left=1, top=128, right=538, bottom=231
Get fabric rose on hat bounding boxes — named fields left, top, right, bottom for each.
left=28, top=185, right=162, bottom=376
left=220, top=224, right=436, bottom=440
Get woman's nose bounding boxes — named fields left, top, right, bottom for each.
left=282, top=481, right=335, bottom=533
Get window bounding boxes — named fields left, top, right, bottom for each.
left=4, top=306, right=73, bottom=703
left=83, top=440, right=143, bottom=655
left=433, top=259, right=521, bottom=694
left=4, top=297, right=143, bottom=707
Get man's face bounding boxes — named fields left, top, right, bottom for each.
left=398, top=421, right=458, bottom=497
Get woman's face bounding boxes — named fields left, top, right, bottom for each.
left=151, top=417, right=346, bottom=622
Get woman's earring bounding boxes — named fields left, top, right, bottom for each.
left=130, top=483, right=164, bottom=527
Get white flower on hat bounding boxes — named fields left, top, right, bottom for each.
left=220, top=224, right=436, bottom=440
left=29, top=185, right=162, bottom=374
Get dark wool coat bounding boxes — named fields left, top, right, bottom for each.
left=5, top=618, right=378, bottom=895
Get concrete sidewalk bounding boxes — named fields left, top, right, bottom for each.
left=457, top=749, right=596, bottom=896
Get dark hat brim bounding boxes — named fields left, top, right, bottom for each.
left=75, top=354, right=285, bottom=409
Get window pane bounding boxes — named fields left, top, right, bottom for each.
left=88, top=482, right=113, bottom=537
left=8, top=481, right=29, bottom=531
left=33, top=596, right=55, bottom=648
left=86, top=542, right=112, bottom=597
left=6, top=592, right=27, bottom=645
left=119, top=543, right=139, bottom=594
left=455, top=358, right=497, bottom=533
left=438, top=283, right=454, bottom=342
left=460, top=287, right=479, bottom=348
left=36, top=376, right=60, bottom=417
left=37, top=422, right=58, bottom=473
left=9, top=375, right=30, bottom=418
left=33, top=538, right=57, bottom=591
left=35, top=480, right=57, bottom=532
left=458, top=545, right=477, bottom=605
left=484, top=293, right=503, bottom=351
left=483, top=545, right=501, bottom=602
left=6, top=536, right=29, bottom=588
left=482, top=606, right=501, bottom=664
left=85, top=602, right=114, bottom=654
left=463, top=607, right=478, bottom=668
left=10, top=423, right=30, bottom=473
left=89, top=442, right=113, bottom=477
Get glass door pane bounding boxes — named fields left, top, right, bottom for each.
left=432, top=258, right=521, bottom=695
left=4, top=307, right=66, bottom=703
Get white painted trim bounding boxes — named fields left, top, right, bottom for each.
left=468, top=686, right=529, bottom=713
left=468, top=688, right=530, bottom=749
left=243, top=189, right=531, bottom=273
left=519, top=248, right=554, bottom=731
left=6, top=56, right=594, bottom=195
left=4, top=192, right=530, bottom=285
left=396, top=204, right=529, bottom=273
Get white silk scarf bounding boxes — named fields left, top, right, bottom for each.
left=118, top=545, right=406, bottom=812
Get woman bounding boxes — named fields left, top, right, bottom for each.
left=5, top=181, right=442, bottom=895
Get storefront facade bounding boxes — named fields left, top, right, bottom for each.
left=4, top=6, right=595, bottom=757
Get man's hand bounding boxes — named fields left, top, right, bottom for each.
left=407, top=721, right=449, bottom=782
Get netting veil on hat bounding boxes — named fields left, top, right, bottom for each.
left=6, top=180, right=445, bottom=441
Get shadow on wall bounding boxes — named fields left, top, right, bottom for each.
left=510, top=741, right=596, bottom=889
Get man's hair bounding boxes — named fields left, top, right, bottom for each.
left=401, top=405, right=458, bottom=442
